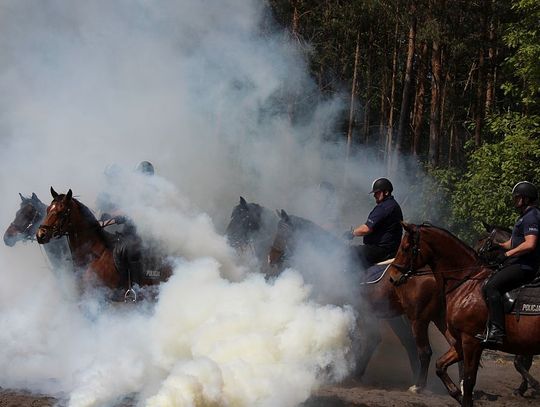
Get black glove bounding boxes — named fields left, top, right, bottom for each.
left=114, top=215, right=128, bottom=224
left=495, top=251, right=508, bottom=265
left=342, top=228, right=355, bottom=241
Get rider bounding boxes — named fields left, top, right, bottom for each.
left=477, top=181, right=540, bottom=345
left=99, top=161, right=156, bottom=289
left=344, top=177, right=403, bottom=268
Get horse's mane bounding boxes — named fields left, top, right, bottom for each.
left=54, top=195, right=111, bottom=246
left=419, top=223, right=478, bottom=259
left=287, top=214, right=342, bottom=247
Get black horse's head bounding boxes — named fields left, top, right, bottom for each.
left=4, top=192, right=46, bottom=246
left=474, top=221, right=512, bottom=264
left=226, top=197, right=267, bottom=250
left=268, top=209, right=344, bottom=270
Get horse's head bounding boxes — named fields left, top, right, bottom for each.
left=36, top=187, right=74, bottom=244
left=268, top=209, right=296, bottom=268
left=474, top=221, right=511, bottom=264
left=226, top=197, right=265, bottom=251
left=4, top=193, right=46, bottom=246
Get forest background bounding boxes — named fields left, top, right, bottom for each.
left=267, top=0, right=539, bottom=241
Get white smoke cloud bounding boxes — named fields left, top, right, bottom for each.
left=0, top=1, right=430, bottom=405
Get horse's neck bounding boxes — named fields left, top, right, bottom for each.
left=66, top=211, right=108, bottom=262
left=426, top=229, right=484, bottom=288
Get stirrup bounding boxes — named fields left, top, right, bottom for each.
left=124, top=288, right=137, bottom=302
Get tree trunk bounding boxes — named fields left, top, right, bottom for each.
left=429, top=40, right=442, bottom=167
left=346, top=32, right=361, bottom=161
left=379, top=70, right=388, bottom=157
left=474, top=0, right=488, bottom=146
left=385, top=18, right=399, bottom=165
left=485, top=4, right=496, bottom=116
left=412, top=41, right=428, bottom=157
left=363, top=29, right=373, bottom=144
left=395, top=1, right=417, bottom=155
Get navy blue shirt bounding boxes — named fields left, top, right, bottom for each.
left=511, top=206, right=540, bottom=270
left=363, top=196, right=403, bottom=249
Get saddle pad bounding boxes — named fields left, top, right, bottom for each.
left=506, top=285, right=540, bottom=315
left=363, top=264, right=389, bottom=284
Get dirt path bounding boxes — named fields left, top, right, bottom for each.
left=1, top=325, right=538, bottom=406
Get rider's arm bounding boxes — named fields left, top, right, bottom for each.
left=506, top=234, right=537, bottom=258
left=353, top=224, right=372, bottom=236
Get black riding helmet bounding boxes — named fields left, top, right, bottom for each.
left=136, top=161, right=154, bottom=176
left=370, top=177, right=393, bottom=194
left=512, top=181, right=538, bottom=201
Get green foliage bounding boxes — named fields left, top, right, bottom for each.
left=431, top=113, right=540, bottom=242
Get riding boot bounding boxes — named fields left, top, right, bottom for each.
left=475, top=294, right=506, bottom=345
left=128, top=256, right=144, bottom=286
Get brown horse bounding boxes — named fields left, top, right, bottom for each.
left=4, top=192, right=71, bottom=270
left=36, top=188, right=172, bottom=301
left=391, top=223, right=540, bottom=406
left=268, top=210, right=455, bottom=392
left=474, top=223, right=539, bottom=396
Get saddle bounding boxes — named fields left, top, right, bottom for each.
left=503, top=276, right=540, bottom=315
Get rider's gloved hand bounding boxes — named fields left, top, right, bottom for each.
left=495, top=251, right=508, bottom=265
left=342, top=228, right=355, bottom=241
left=114, top=215, right=127, bottom=224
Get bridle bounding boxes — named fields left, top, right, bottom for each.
left=477, top=228, right=497, bottom=257
left=9, top=203, right=44, bottom=241
left=268, top=221, right=292, bottom=266
left=39, top=203, right=72, bottom=239
left=390, top=226, right=421, bottom=286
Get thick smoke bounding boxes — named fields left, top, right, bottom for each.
left=0, top=1, right=424, bottom=406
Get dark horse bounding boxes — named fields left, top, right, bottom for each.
left=391, top=223, right=540, bottom=406
left=225, top=196, right=278, bottom=275
left=4, top=192, right=71, bottom=270
left=268, top=209, right=457, bottom=392
left=474, top=222, right=539, bottom=397
left=36, top=188, right=172, bottom=301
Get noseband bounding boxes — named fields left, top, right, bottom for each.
left=40, top=205, right=72, bottom=239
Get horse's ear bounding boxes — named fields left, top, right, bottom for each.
left=401, top=221, right=414, bottom=233
left=481, top=221, right=491, bottom=232
left=280, top=209, right=290, bottom=223
left=51, top=187, right=58, bottom=198
left=19, top=192, right=25, bottom=202
left=31, top=192, right=38, bottom=201
left=65, top=189, right=73, bottom=200
left=240, top=196, right=248, bottom=208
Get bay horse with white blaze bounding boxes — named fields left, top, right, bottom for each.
left=391, top=223, right=540, bottom=406
left=36, top=188, right=172, bottom=301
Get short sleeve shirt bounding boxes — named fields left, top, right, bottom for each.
left=511, top=206, right=540, bottom=270
left=363, top=196, right=403, bottom=249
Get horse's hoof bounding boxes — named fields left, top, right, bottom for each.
left=408, top=385, right=423, bottom=394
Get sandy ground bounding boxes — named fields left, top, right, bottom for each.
left=1, top=325, right=538, bottom=407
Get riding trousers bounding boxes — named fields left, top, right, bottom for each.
left=483, top=261, right=537, bottom=329
left=355, top=244, right=397, bottom=269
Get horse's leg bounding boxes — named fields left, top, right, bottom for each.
left=514, top=355, right=539, bottom=396
left=460, top=336, right=483, bottom=407
left=386, top=315, right=421, bottom=387
left=407, top=318, right=431, bottom=393
left=435, top=345, right=463, bottom=403
left=353, top=314, right=382, bottom=379
left=434, top=315, right=464, bottom=386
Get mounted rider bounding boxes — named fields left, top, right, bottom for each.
left=343, top=177, right=403, bottom=268
left=477, top=181, right=540, bottom=346
left=97, top=161, right=156, bottom=293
